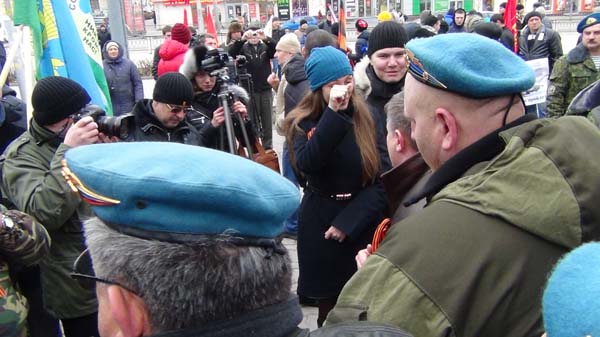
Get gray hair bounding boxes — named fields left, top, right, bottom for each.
left=385, top=92, right=417, bottom=150
left=84, top=218, right=292, bottom=332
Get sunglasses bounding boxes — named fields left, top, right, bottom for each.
left=405, top=49, right=448, bottom=90
left=71, top=248, right=138, bottom=295
left=166, top=103, right=187, bottom=113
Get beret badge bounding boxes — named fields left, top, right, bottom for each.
left=587, top=17, right=597, bottom=25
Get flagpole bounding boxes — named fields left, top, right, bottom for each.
left=0, top=25, right=22, bottom=89
left=19, top=25, right=36, bottom=125
left=197, top=0, right=206, bottom=33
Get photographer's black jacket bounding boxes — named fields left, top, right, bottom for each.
left=188, top=84, right=256, bottom=151
left=228, top=38, right=276, bottom=92
left=124, top=99, right=200, bottom=145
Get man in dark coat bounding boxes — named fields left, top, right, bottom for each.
left=329, top=32, right=600, bottom=337
left=448, top=8, right=466, bottom=33
left=151, top=25, right=172, bottom=80
left=518, top=11, right=563, bottom=73
left=65, top=141, right=414, bottom=337
left=491, top=14, right=516, bottom=50
left=318, top=11, right=333, bottom=33
left=97, top=24, right=111, bottom=51
left=351, top=19, right=370, bottom=61
left=229, top=26, right=276, bottom=148
left=354, top=21, right=409, bottom=170
left=124, top=72, right=199, bottom=144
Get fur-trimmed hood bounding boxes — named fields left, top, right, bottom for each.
left=179, top=46, right=210, bottom=80
left=354, top=55, right=372, bottom=98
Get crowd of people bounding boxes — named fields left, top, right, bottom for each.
left=0, top=6, right=599, bottom=337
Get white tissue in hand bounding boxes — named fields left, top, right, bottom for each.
left=330, top=84, right=348, bottom=100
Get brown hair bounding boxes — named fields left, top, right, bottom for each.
left=283, top=90, right=380, bottom=185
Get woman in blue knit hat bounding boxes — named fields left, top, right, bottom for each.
left=282, top=46, right=387, bottom=326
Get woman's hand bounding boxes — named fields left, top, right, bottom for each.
left=328, top=84, right=351, bottom=112
left=324, top=226, right=346, bottom=243
left=232, top=101, right=248, bottom=119
left=211, top=107, right=225, bottom=127
left=355, top=244, right=373, bottom=269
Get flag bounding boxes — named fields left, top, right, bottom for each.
left=13, top=0, right=112, bottom=115
left=503, top=0, right=518, bottom=53
left=183, top=8, right=189, bottom=26
left=205, top=6, right=219, bottom=46
left=263, top=15, right=273, bottom=38
left=337, top=0, right=346, bottom=50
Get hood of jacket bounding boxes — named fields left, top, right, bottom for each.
left=159, top=39, right=189, bottom=61
left=431, top=116, right=600, bottom=249
left=283, top=53, right=307, bottom=85
left=103, top=40, right=124, bottom=63
left=354, top=56, right=373, bottom=98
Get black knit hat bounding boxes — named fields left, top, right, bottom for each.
left=523, top=11, right=543, bottom=25
left=32, top=76, right=91, bottom=126
left=368, top=21, right=408, bottom=58
left=153, top=72, right=194, bottom=106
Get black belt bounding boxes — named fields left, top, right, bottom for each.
left=305, top=185, right=355, bottom=201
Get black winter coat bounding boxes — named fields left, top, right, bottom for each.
left=124, top=99, right=200, bottom=144
left=103, top=41, right=144, bottom=116
left=283, top=54, right=309, bottom=115
left=229, top=39, right=276, bottom=92
left=354, top=31, right=369, bottom=60
left=293, top=106, right=387, bottom=298
left=519, top=26, right=563, bottom=72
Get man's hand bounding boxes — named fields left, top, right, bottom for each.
left=64, top=116, right=99, bottom=147
left=324, top=226, right=346, bottom=243
left=98, top=133, right=120, bottom=143
left=267, top=72, right=279, bottom=90
left=355, top=244, right=373, bottom=269
left=211, top=107, right=226, bottom=127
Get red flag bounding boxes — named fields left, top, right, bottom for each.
left=503, top=0, right=518, bottom=53
left=183, top=8, right=189, bottom=26
left=206, top=6, right=219, bottom=46
left=337, top=0, right=346, bottom=50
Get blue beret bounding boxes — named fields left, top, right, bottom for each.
left=63, top=142, right=300, bottom=243
left=405, top=33, right=535, bottom=98
left=542, top=242, right=600, bottom=337
left=305, top=46, right=353, bottom=91
left=577, top=13, right=600, bottom=33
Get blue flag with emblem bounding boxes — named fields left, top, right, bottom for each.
left=13, top=0, right=113, bottom=115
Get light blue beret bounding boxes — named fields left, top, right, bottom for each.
left=578, top=13, right=600, bottom=33
left=405, top=33, right=535, bottom=98
left=542, top=242, right=600, bottom=337
left=63, top=142, right=300, bottom=243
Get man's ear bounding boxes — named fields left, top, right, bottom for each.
left=107, top=285, right=150, bottom=337
left=393, top=129, right=405, bottom=153
left=435, top=108, right=457, bottom=151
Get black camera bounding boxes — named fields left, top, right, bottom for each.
left=201, top=48, right=231, bottom=73
left=72, top=105, right=133, bottom=140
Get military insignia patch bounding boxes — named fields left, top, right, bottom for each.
left=548, top=85, right=556, bottom=95
left=587, top=17, right=597, bottom=25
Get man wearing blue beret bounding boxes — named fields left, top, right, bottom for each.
left=546, top=13, right=600, bottom=118
left=328, top=33, right=600, bottom=337
left=63, top=142, right=414, bottom=337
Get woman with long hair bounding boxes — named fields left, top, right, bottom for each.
left=282, top=46, right=388, bottom=326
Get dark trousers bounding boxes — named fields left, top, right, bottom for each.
left=249, top=90, right=274, bottom=149
left=16, top=266, right=61, bottom=337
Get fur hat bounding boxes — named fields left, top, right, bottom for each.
left=523, top=11, right=543, bottom=25
left=32, top=76, right=91, bottom=126
left=171, top=23, right=191, bottom=45
left=179, top=46, right=210, bottom=80
left=275, top=33, right=301, bottom=54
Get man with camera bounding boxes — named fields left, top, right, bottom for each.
left=228, top=25, right=276, bottom=149
left=1, top=76, right=100, bottom=337
left=123, top=72, right=200, bottom=144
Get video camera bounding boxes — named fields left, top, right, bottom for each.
left=72, top=105, right=133, bottom=140
left=201, top=48, right=232, bottom=74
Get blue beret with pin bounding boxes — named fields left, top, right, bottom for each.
left=542, top=242, right=600, bottom=337
left=577, top=13, right=600, bottom=33
left=405, top=33, right=535, bottom=98
left=62, top=142, right=300, bottom=245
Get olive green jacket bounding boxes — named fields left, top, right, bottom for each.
left=328, top=116, right=600, bottom=337
left=1, top=120, right=97, bottom=319
left=547, top=44, right=600, bottom=118
left=0, top=208, right=50, bottom=337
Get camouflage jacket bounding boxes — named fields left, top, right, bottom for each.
left=0, top=208, right=50, bottom=337
left=1, top=120, right=97, bottom=318
left=546, top=44, right=600, bottom=118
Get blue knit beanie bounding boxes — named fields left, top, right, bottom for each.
left=542, top=242, right=600, bottom=337
left=305, top=46, right=353, bottom=91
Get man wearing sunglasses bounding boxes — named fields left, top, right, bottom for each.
left=63, top=142, right=414, bottom=337
left=123, top=72, right=200, bottom=144
left=328, top=33, right=600, bottom=337
left=1, top=76, right=102, bottom=337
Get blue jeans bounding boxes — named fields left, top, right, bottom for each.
left=282, top=143, right=299, bottom=234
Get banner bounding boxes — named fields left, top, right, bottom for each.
left=503, top=0, right=518, bottom=53
left=13, top=0, right=112, bottom=115
left=522, top=58, right=549, bottom=106
left=337, top=0, right=346, bottom=50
